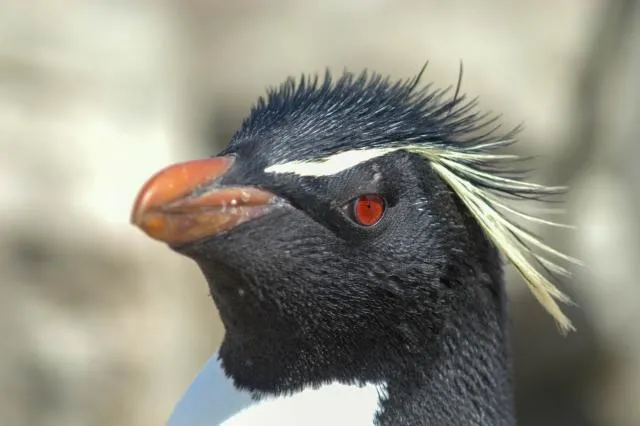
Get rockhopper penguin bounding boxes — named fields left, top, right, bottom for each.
left=131, top=67, right=580, bottom=425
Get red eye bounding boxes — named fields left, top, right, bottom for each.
left=350, top=194, right=386, bottom=226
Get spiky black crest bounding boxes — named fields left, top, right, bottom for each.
left=238, top=65, right=507, bottom=154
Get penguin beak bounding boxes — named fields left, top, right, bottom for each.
left=131, top=156, right=283, bottom=246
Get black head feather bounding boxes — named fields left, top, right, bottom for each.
left=231, top=65, right=506, bottom=164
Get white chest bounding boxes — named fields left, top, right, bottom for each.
left=167, top=352, right=386, bottom=426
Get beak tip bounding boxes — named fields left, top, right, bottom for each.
left=129, top=156, right=237, bottom=244
left=130, top=188, right=152, bottom=228
left=129, top=156, right=235, bottom=225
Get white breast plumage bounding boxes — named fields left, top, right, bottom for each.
left=167, top=353, right=386, bottom=426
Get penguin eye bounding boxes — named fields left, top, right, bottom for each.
left=345, top=194, right=386, bottom=226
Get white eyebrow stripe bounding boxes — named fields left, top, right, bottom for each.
left=264, top=147, right=401, bottom=177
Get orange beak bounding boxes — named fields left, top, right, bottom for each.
left=131, top=156, right=282, bottom=245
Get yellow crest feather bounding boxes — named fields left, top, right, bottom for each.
left=408, top=144, right=581, bottom=333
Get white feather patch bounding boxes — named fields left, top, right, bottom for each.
left=264, top=147, right=399, bottom=177
left=167, top=353, right=252, bottom=426
left=223, top=382, right=385, bottom=426
left=168, top=352, right=386, bottom=426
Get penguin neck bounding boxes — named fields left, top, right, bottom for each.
left=216, top=275, right=514, bottom=426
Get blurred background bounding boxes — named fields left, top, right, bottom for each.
left=1, top=1, right=639, bottom=425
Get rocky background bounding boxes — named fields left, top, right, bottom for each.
left=1, top=1, right=639, bottom=425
